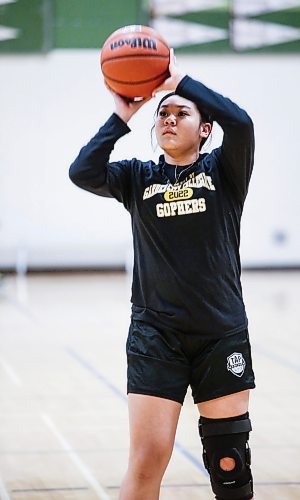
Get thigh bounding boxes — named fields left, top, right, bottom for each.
left=197, top=389, right=250, bottom=418
left=128, top=393, right=181, bottom=460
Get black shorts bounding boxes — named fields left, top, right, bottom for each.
left=126, top=319, right=255, bottom=405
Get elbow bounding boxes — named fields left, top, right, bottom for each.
left=69, top=161, right=83, bottom=187
left=234, top=111, right=254, bottom=145
left=238, top=111, right=254, bottom=133
left=69, top=160, right=107, bottom=191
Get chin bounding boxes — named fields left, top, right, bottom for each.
left=159, top=139, right=179, bottom=150
left=161, top=145, right=178, bottom=155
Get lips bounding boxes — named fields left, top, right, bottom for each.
left=163, top=128, right=176, bottom=135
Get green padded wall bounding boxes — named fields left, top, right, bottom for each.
left=0, top=0, right=147, bottom=53
left=0, top=0, right=49, bottom=53
left=54, top=0, right=147, bottom=49
left=1, top=0, right=300, bottom=53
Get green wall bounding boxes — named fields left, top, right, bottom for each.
left=1, top=0, right=300, bottom=54
left=54, top=0, right=146, bottom=49
left=0, top=0, right=47, bottom=52
left=0, top=0, right=147, bottom=53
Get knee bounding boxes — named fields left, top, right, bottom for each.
left=129, top=442, right=172, bottom=479
left=199, top=412, right=254, bottom=500
left=131, top=467, right=158, bottom=483
left=220, top=456, right=236, bottom=471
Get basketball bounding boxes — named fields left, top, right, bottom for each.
left=100, top=25, right=170, bottom=98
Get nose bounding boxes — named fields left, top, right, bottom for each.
left=165, top=114, right=176, bottom=125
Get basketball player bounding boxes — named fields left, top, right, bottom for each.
left=69, top=50, right=255, bottom=500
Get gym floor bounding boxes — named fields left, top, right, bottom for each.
left=0, top=270, right=299, bottom=499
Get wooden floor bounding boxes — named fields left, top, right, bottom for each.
left=0, top=270, right=299, bottom=499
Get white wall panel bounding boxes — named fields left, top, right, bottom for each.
left=0, top=51, right=299, bottom=268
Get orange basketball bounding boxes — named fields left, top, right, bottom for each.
left=100, top=25, right=170, bottom=98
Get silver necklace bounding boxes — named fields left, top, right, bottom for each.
left=165, top=160, right=197, bottom=186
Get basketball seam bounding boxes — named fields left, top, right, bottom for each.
left=103, top=69, right=169, bottom=86
left=101, top=53, right=169, bottom=64
left=156, top=38, right=170, bottom=52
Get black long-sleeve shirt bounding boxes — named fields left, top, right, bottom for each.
left=69, top=75, right=255, bottom=338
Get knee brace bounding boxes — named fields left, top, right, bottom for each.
left=199, top=412, right=253, bottom=500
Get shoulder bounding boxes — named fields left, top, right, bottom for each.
left=198, top=149, right=222, bottom=174
left=127, top=158, right=158, bottom=176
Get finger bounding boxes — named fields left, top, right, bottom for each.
left=105, top=83, right=120, bottom=100
left=104, top=81, right=125, bottom=102
left=104, top=79, right=115, bottom=93
left=112, top=90, right=128, bottom=103
left=152, top=88, right=161, bottom=97
left=104, top=80, right=110, bottom=91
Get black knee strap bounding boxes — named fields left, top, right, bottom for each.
left=200, top=419, right=252, bottom=438
left=199, top=414, right=253, bottom=500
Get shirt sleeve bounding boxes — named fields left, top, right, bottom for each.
left=176, top=75, right=255, bottom=202
left=69, top=113, right=133, bottom=209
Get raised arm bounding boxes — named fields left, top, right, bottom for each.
left=69, top=113, right=131, bottom=199
left=154, top=49, right=255, bottom=202
left=176, top=76, right=254, bottom=202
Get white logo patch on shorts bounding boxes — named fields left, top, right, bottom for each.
left=227, top=352, right=246, bottom=377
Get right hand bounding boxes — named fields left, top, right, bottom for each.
left=152, top=48, right=185, bottom=96
left=105, top=82, right=151, bottom=123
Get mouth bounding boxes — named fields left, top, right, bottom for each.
left=162, top=129, right=176, bottom=136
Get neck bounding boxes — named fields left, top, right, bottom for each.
left=164, top=151, right=199, bottom=166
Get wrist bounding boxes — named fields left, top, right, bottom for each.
left=114, top=109, right=130, bottom=124
left=174, top=73, right=187, bottom=89
left=175, top=73, right=186, bottom=87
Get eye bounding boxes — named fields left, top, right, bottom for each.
left=159, top=110, right=167, bottom=117
left=178, top=111, right=188, bottom=116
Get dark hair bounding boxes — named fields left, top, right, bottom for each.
left=154, top=92, right=213, bottom=150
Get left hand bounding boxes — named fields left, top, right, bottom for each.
left=105, top=82, right=151, bottom=123
left=152, top=48, right=186, bottom=96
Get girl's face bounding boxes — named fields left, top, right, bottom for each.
left=155, top=95, right=208, bottom=157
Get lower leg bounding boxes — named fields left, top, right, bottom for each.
left=119, top=394, right=181, bottom=500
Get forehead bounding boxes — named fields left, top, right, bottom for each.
left=159, top=95, right=198, bottom=111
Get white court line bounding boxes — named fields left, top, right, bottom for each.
left=41, top=414, right=111, bottom=500
left=0, top=357, right=22, bottom=387
left=0, top=475, right=10, bottom=500
left=16, top=273, right=29, bottom=305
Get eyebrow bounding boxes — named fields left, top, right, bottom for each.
left=160, top=104, right=192, bottom=109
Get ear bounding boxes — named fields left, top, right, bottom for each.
left=199, top=122, right=212, bottom=139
